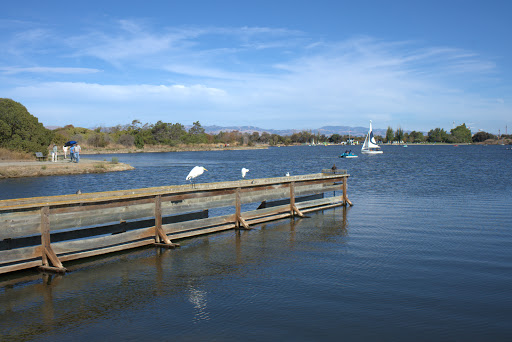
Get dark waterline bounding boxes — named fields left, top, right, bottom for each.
left=1, top=145, right=512, bottom=341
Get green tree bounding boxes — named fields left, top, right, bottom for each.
left=185, top=121, right=207, bottom=144
left=189, top=121, right=205, bottom=135
left=472, top=131, right=496, bottom=143
left=0, top=98, right=54, bottom=155
left=427, top=128, right=449, bottom=143
left=134, top=133, right=145, bottom=148
left=260, top=132, right=271, bottom=144
left=408, top=131, right=425, bottom=143
left=169, top=123, right=186, bottom=141
left=385, top=126, right=394, bottom=143
left=329, top=134, right=342, bottom=144
left=249, top=131, right=260, bottom=144
left=394, top=126, right=404, bottom=144
left=450, top=123, right=472, bottom=143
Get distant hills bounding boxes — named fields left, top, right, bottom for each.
left=201, top=125, right=389, bottom=137
left=47, top=124, right=396, bottom=137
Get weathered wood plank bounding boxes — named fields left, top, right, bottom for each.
left=58, top=239, right=155, bottom=262
left=168, top=223, right=235, bottom=240
left=0, top=173, right=348, bottom=211
left=302, top=203, right=343, bottom=213
left=246, top=212, right=292, bottom=225
left=0, top=203, right=155, bottom=235
left=296, top=196, right=344, bottom=210
left=161, top=215, right=232, bottom=234
left=51, top=227, right=155, bottom=255
left=0, top=245, right=42, bottom=267
left=0, top=260, right=42, bottom=275
left=0, top=209, right=42, bottom=240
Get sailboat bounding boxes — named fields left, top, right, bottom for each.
left=361, top=120, right=383, bottom=154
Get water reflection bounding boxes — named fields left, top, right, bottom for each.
left=0, top=208, right=349, bottom=341
left=187, top=285, right=210, bottom=323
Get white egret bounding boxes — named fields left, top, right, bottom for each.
left=285, top=172, right=290, bottom=177
left=241, top=168, right=249, bottom=178
left=186, top=166, right=208, bottom=184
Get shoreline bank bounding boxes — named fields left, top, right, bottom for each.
left=0, top=158, right=134, bottom=179
left=80, top=144, right=269, bottom=155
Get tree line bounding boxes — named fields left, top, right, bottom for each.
left=0, top=98, right=506, bottom=157
left=381, top=124, right=476, bottom=144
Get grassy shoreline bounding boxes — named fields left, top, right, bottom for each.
left=0, top=158, right=134, bottom=179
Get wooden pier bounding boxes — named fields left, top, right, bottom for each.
left=0, top=171, right=351, bottom=275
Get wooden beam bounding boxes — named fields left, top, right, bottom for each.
left=153, top=195, right=180, bottom=248
left=290, top=181, right=295, bottom=216
left=238, top=216, right=251, bottom=230
left=234, top=187, right=241, bottom=229
left=39, top=206, right=66, bottom=273
left=342, top=178, right=347, bottom=206
left=38, top=265, right=67, bottom=274
left=292, top=204, right=305, bottom=217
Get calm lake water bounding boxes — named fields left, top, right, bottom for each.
left=1, top=145, right=512, bottom=341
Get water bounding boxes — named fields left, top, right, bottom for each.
left=1, top=145, right=512, bottom=341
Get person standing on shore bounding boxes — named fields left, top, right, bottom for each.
left=52, top=144, right=58, bottom=162
left=75, top=143, right=81, bottom=163
left=70, top=144, right=75, bottom=162
left=63, top=145, right=68, bottom=159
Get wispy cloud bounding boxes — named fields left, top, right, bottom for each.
left=1, top=19, right=509, bottom=132
left=0, top=67, right=101, bottom=75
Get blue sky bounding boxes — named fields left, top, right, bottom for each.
left=1, top=0, right=511, bottom=134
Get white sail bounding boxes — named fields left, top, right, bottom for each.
left=361, top=120, right=383, bottom=154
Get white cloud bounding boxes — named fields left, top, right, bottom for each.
left=8, top=82, right=226, bottom=102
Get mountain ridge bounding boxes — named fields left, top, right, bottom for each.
left=200, top=125, right=389, bottom=137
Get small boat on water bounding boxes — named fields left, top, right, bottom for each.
left=340, top=150, right=358, bottom=158
left=361, top=120, right=383, bottom=154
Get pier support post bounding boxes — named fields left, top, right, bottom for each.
left=235, top=188, right=250, bottom=229
left=290, top=182, right=305, bottom=217
left=342, top=179, right=353, bottom=206
left=153, top=195, right=180, bottom=248
left=39, top=206, right=66, bottom=273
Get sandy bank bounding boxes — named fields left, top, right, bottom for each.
left=0, top=158, right=134, bottom=179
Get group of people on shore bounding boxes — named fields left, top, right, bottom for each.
left=50, top=143, right=81, bottom=162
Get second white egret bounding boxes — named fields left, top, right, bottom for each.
left=241, top=168, right=249, bottom=178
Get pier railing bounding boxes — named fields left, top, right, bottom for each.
left=0, top=172, right=351, bottom=275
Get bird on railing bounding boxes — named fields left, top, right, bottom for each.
left=285, top=172, right=290, bottom=177
left=186, top=166, right=208, bottom=187
left=76, top=189, right=82, bottom=195
left=241, top=167, right=249, bottom=178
